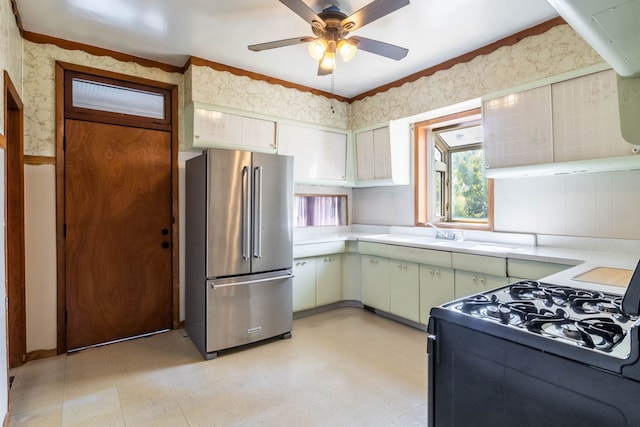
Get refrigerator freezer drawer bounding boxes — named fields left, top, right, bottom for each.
left=206, top=271, right=293, bottom=355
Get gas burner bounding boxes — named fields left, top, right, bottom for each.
left=458, top=294, right=498, bottom=314
left=479, top=301, right=538, bottom=325
left=525, top=308, right=569, bottom=332
left=577, top=317, right=625, bottom=350
left=508, top=281, right=546, bottom=300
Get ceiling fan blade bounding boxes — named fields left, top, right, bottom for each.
left=280, top=0, right=326, bottom=28
left=342, top=0, right=410, bottom=32
left=317, top=62, right=333, bottom=76
left=351, top=36, right=408, bottom=60
left=248, top=36, right=313, bottom=52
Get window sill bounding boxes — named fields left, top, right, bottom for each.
left=418, top=221, right=493, bottom=232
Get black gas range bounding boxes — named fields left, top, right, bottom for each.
left=427, top=262, right=640, bottom=427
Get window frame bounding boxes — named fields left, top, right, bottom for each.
left=414, top=107, right=494, bottom=231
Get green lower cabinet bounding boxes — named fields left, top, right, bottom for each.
left=419, top=265, right=455, bottom=325
left=361, top=255, right=390, bottom=311
left=316, top=255, right=342, bottom=306
left=454, top=270, right=509, bottom=299
left=389, top=260, right=420, bottom=323
left=292, top=257, right=316, bottom=312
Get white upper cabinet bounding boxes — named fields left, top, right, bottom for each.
left=277, top=122, right=349, bottom=185
left=552, top=69, right=634, bottom=162
left=483, top=85, right=553, bottom=169
left=185, top=102, right=277, bottom=153
left=483, top=66, right=640, bottom=177
left=354, top=121, right=410, bottom=186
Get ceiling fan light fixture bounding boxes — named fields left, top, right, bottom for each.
left=308, top=38, right=328, bottom=60
left=320, top=50, right=336, bottom=70
left=337, top=39, right=358, bottom=62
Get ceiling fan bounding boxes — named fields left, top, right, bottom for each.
left=248, top=0, right=410, bottom=76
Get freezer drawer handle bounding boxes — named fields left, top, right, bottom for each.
left=211, top=273, right=294, bottom=289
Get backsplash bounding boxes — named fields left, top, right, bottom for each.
left=494, top=170, right=640, bottom=240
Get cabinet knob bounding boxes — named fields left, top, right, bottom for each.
left=435, top=270, right=440, bottom=277
left=479, top=278, right=486, bottom=284
left=472, top=276, right=478, bottom=283
left=429, top=269, right=434, bottom=275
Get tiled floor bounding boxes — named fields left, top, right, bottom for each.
left=9, top=308, right=428, bottom=426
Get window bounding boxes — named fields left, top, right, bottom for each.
left=295, top=194, right=348, bottom=227
left=415, top=108, right=493, bottom=230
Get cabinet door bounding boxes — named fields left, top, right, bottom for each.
left=189, top=105, right=276, bottom=152
left=316, top=255, right=342, bottom=306
left=342, top=253, right=361, bottom=301
left=292, top=258, right=316, bottom=312
left=361, top=256, right=390, bottom=311
left=193, top=108, right=242, bottom=146
left=419, top=265, right=455, bottom=325
left=355, top=130, right=375, bottom=181
left=483, top=85, right=553, bottom=169
left=389, top=260, right=420, bottom=323
left=552, top=69, right=633, bottom=162
left=372, top=127, right=391, bottom=179
left=242, top=115, right=276, bottom=151
left=454, top=270, right=509, bottom=299
left=278, top=123, right=348, bottom=183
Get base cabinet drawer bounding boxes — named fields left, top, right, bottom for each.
left=454, top=270, right=509, bottom=299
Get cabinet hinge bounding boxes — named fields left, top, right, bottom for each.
left=63, top=223, right=67, bottom=237
left=65, top=310, right=68, bottom=325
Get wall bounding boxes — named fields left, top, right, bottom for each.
left=0, top=0, right=22, bottom=132
left=1, top=0, right=23, bottom=420
left=350, top=24, right=602, bottom=130
left=186, top=64, right=350, bottom=133
left=351, top=24, right=640, bottom=240
left=21, top=40, right=184, bottom=352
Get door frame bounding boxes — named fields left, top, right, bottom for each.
left=55, top=61, right=179, bottom=353
left=4, top=70, right=26, bottom=367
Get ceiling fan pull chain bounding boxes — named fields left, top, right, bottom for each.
left=331, top=73, right=335, bottom=114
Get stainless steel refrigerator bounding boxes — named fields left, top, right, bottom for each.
left=185, top=148, right=294, bottom=359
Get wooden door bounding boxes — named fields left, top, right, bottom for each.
left=64, top=119, right=172, bottom=350
left=5, top=72, right=26, bottom=367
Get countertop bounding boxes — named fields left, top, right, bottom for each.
left=294, top=230, right=640, bottom=296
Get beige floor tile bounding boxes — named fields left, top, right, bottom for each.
left=61, top=388, right=123, bottom=426
left=9, top=405, right=62, bottom=427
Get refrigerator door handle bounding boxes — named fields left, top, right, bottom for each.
left=210, top=273, right=294, bottom=289
left=253, top=165, right=263, bottom=259
left=242, top=166, right=250, bottom=260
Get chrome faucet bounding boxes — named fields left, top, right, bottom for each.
left=426, top=222, right=457, bottom=240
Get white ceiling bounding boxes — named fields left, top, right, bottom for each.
left=14, top=0, right=559, bottom=98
